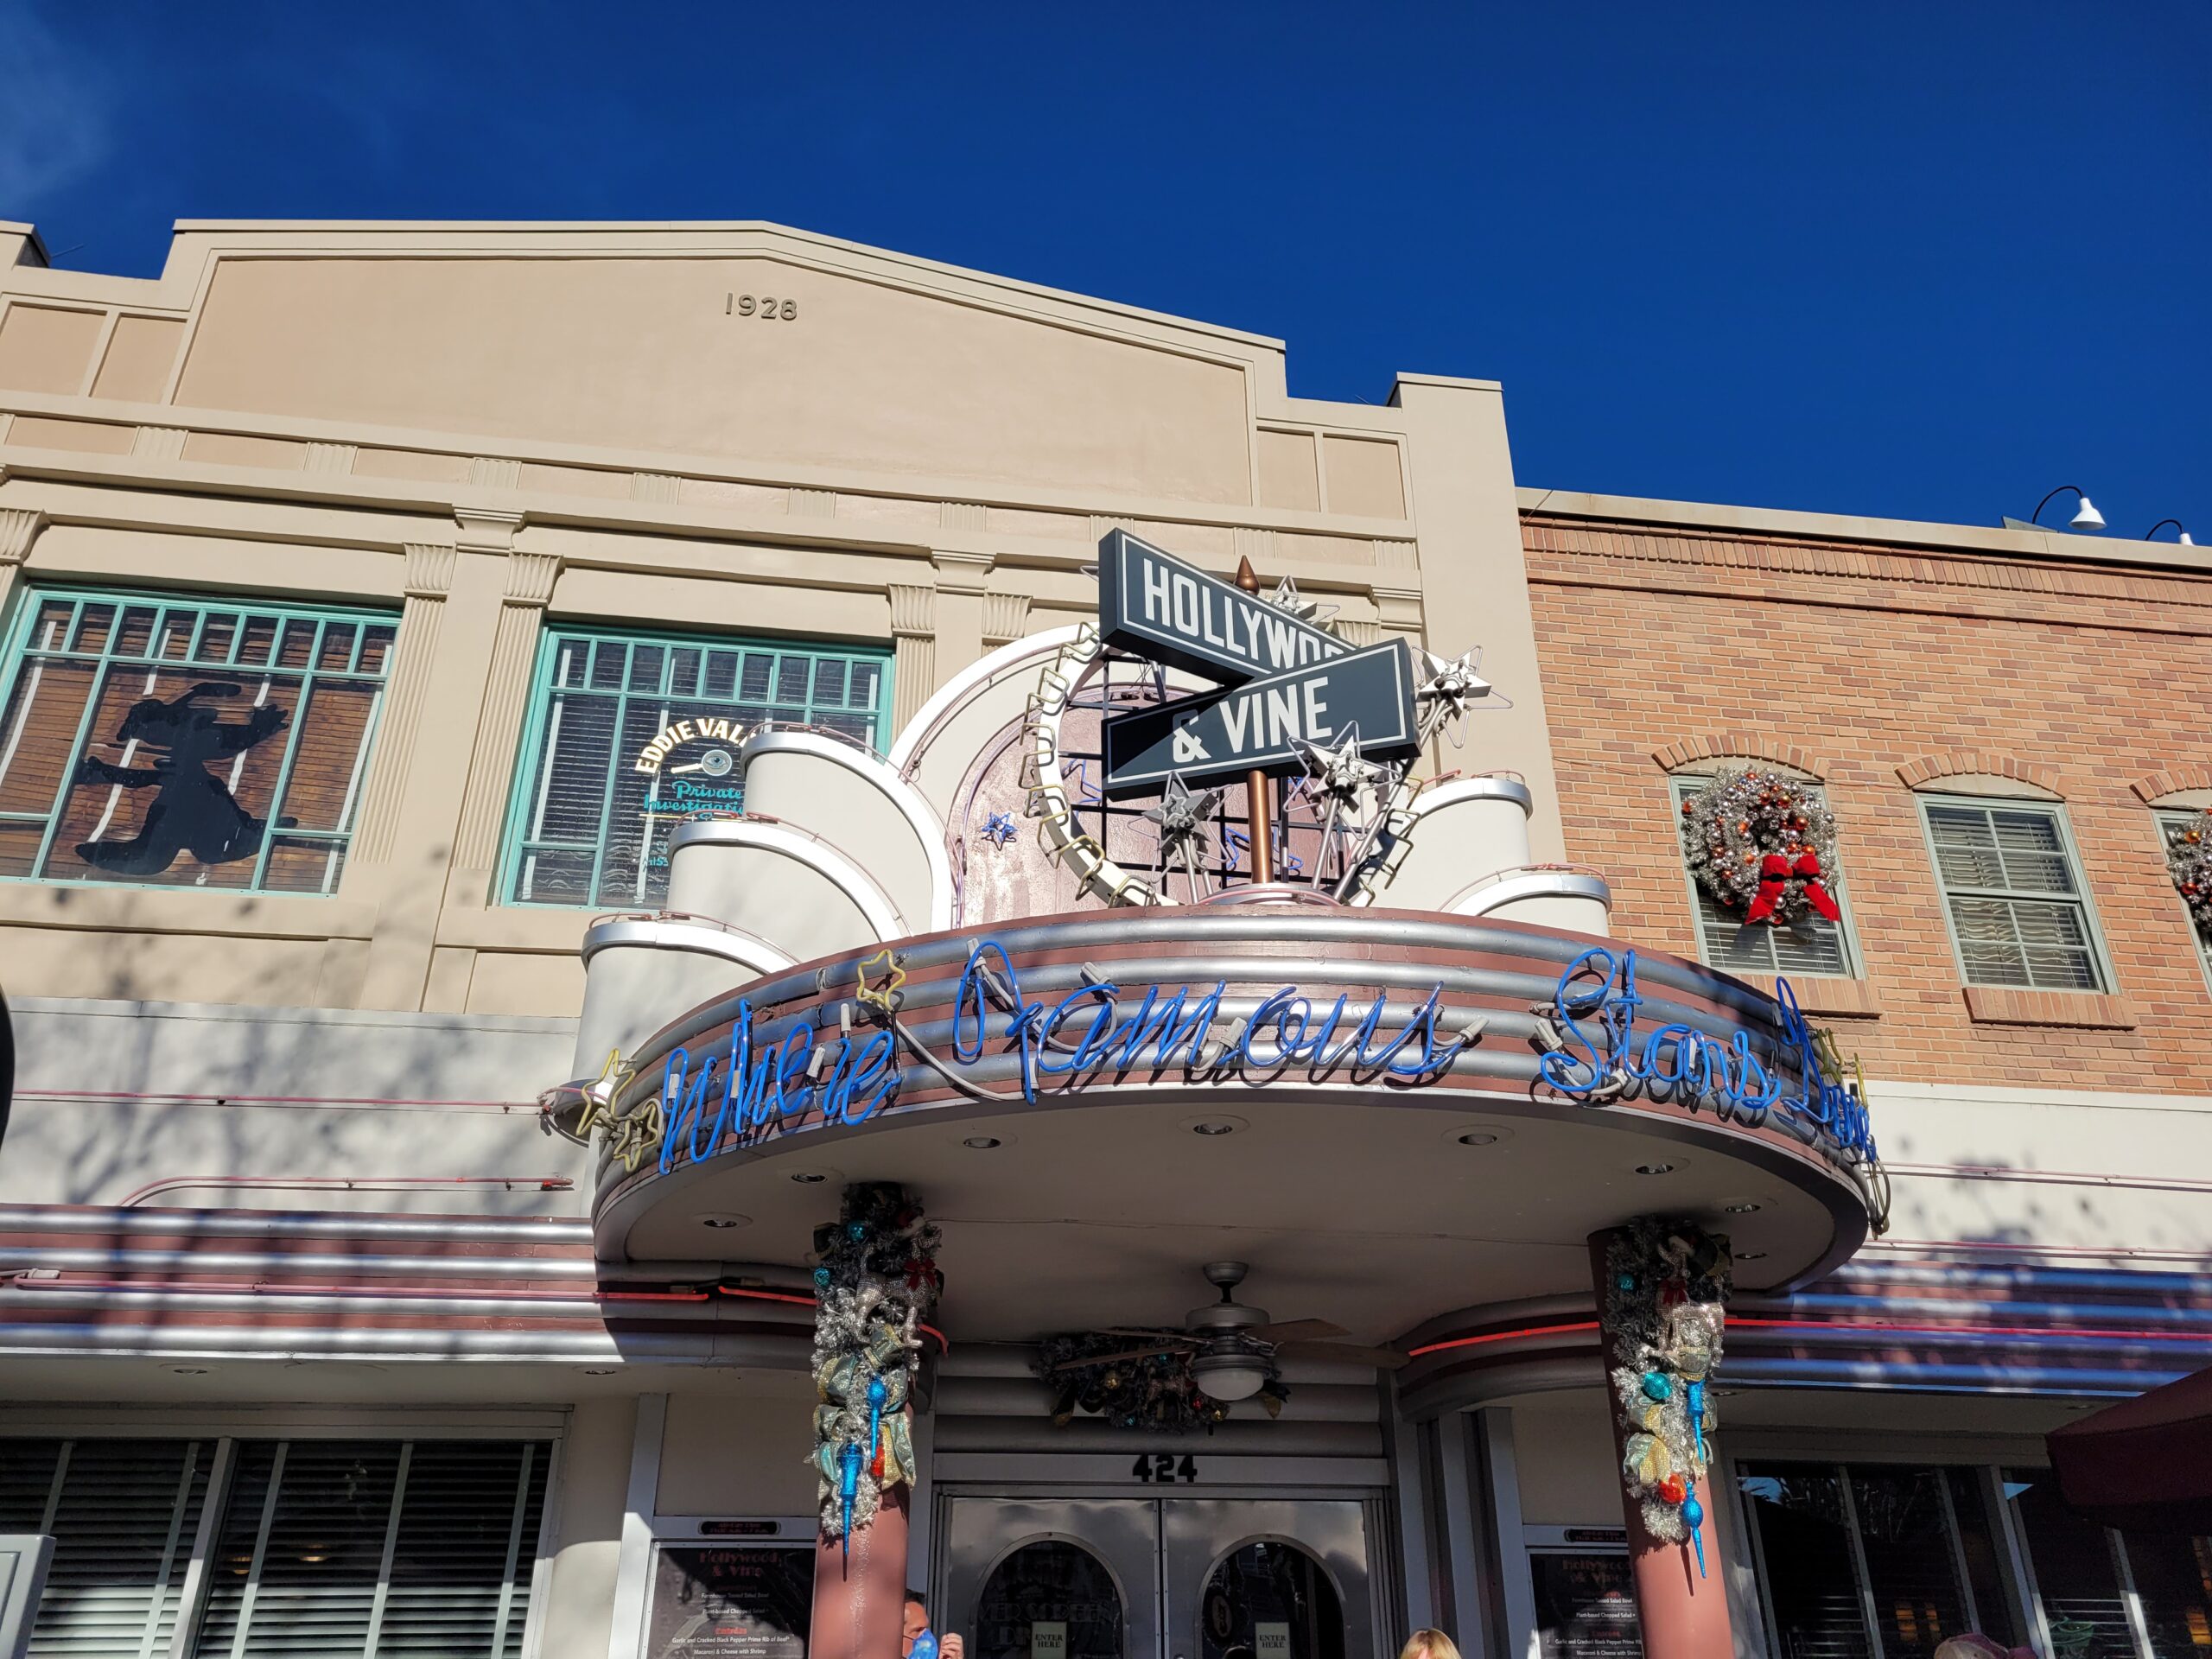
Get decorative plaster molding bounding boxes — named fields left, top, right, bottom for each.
left=888, top=583, right=936, bottom=638
left=1897, top=753, right=2063, bottom=798
left=455, top=505, right=526, bottom=555
left=1233, top=525, right=1276, bottom=565
left=131, top=426, right=187, bottom=461
left=1375, top=538, right=1418, bottom=571
left=930, top=549, right=996, bottom=595
left=631, top=472, right=681, bottom=505
left=303, top=442, right=357, bottom=476
left=0, top=507, right=47, bottom=566
left=790, top=487, right=836, bottom=517
left=981, top=591, right=1033, bottom=645
left=2130, top=766, right=2212, bottom=804
left=402, top=542, right=458, bottom=599
left=501, top=549, right=562, bottom=607
left=468, top=455, right=521, bottom=490
left=1653, top=734, right=1835, bottom=779
left=940, top=501, right=988, bottom=531
left=1334, top=618, right=1381, bottom=648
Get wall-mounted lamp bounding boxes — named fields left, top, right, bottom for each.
left=2031, top=486, right=2106, bottom=532
left=2145, top=519, right=2196, bottom=547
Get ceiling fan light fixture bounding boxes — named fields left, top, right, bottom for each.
left=1190, top=1348, right=1270, bottom=1402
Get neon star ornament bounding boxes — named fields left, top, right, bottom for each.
left=855, top=949, right=906, bottom=1014
left=1292, top=724, right=1398, bottom=885
left=570, top=1047, right=632, bottom=1138
left=1414, top=647, right=1503, bottom=747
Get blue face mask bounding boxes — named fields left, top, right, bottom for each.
left=912, top=1631, right=939, bottom=1659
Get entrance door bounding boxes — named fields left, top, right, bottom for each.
left=939, top=1497, right=1376, bottom=1659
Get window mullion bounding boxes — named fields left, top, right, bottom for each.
left=247, top=666, right=315, bottom=891
left=2107, top=1527, right=2156, bottom=1659
left=166, top=1438, right=233, bottom=1659
left=487, top=1445, right=536, bottom=1659
left=30, top=630, right=119, bottom=876
left=324, top=678, right=385, bottom=893
left=360, top=1441, right=413, bottom=1659
left=1932, top=1463, right=1981, bottom=1636
left=1834, top=1463, right=1886, bottom=1659
left=228, top=1440, right=289, bottom=1659
left=39, top=1439, right=72, bottom=1533
left=585, top=684, right=632, bottom=908
left=137, top=1441, right=202, bottom=1659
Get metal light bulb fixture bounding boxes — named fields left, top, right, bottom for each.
left=1186, top=1261, right=1272, bottom=1402
left=2146, top=519, right=2196, bottom=548
left=2031, top=485, right=2106, bottom=533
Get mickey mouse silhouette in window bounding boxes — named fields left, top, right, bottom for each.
left=72, top=681, right=296, bottom=876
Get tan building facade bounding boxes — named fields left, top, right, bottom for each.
left=0, top=219, right=2205, bottom=1659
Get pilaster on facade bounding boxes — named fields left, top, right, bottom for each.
left=1370, top=539, right=1425, bottom=641
left=353, top=543, right=460, bottom=865
left=928, top=550, right=995, bottom=688
left=456, top=505, right=528, bottom=555
left=449, top=546, right=563, bottom=884
left=888, top=582, right=938, bottom=732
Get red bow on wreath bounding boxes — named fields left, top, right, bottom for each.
left=1745, top=852, right=1843, bottom=925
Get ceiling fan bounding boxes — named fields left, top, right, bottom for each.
left=1050, top=1262, right=1409, bottom=1401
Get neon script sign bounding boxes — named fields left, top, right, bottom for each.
left=652, top=940, right=1470, bottom=1176
left=1534, top=947, right=1878, bottom=1165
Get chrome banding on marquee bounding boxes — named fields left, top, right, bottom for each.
left=595, top=907, right=1878, bottom=1262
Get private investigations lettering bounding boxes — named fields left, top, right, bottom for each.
left=652, top=939, right=1468, bottom=1174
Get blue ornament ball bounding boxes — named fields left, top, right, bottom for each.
left=1617, top=1273, right=1637, bottom=1291
left=812, top=1266, right=832, bottom=1288
left=847, top=1221, right=868, bottom=1241
left=1641, top=1371, right=1672, bottom=1402
left=1681, top=1496, right=1705, bottom=1529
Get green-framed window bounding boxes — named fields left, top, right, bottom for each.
left=500, top=624, right=893, bottom=909
left=2155, top=809, right=2212, bottom=994
left=1670, top=776, right=1861, bottom=977
left=1918, top=795, right=2112, bottom=991
left=0, top=588, right=396, bottom=895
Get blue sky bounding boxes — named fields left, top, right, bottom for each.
left=3, top=1, right=2204, bottom=533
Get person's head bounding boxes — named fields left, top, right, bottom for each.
left=1401, top=1630, right=1461, bottom=1659
left=902, top=1593, right=931, bottom=1656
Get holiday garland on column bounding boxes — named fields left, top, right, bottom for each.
left=1680, top=765, right=1842, bottom=926
left=2165, top=809, right=2212, bottom=938
left=810, top=1182, right=943, bottom=1548
left=1602, top=1221, right=1732, bottom=1577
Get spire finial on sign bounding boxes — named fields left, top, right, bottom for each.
left=1231, top=556, right=1273, bottom=884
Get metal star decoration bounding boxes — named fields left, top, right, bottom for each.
left=574, top=1046, right=633, bottom=1138
left=1266, top=575, right=1338, bottom=626
left=981, top=810, right=1018, bottom=849
left=855, top=949, right=906, bottom=1014
left=1414, top=647, right=1503, bottom=747
left=604, top=1092, right=666, bottom=1173
left=1292, top=725, right=1399, bottom=885
left=1142, top=772, right=1224, bottom=900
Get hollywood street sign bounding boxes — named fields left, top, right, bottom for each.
left=1101, top=639, right=1420, bottom=795
left=1096, top=530, right=1347, bottom=683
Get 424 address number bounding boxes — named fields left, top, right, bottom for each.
left=1130, top=1453, right=1198, bottom=1484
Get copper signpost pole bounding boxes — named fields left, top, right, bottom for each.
left=1234, top=556, right=1274, bottom=885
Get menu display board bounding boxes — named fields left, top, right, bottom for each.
left=647, top=1545, right=813, bottom=1659
left=1530, top=1553, right=1642, bottom=1659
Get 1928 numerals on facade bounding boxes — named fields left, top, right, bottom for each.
left=728, top=294, right=798, bottom=320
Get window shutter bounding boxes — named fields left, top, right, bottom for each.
left=0, top=1440, right=213, bottom=1659
left=188, top=1441, right=550, bottom=1659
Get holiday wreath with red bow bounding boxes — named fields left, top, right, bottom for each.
left=2166, top=809, right=2212, bottom=937
left=1680, top=765, right=1843, bottom=927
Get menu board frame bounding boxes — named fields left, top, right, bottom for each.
left=643, top=1538, right=816, bottom=1659
left=1528, top=1545, right=1642, bottom=1659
